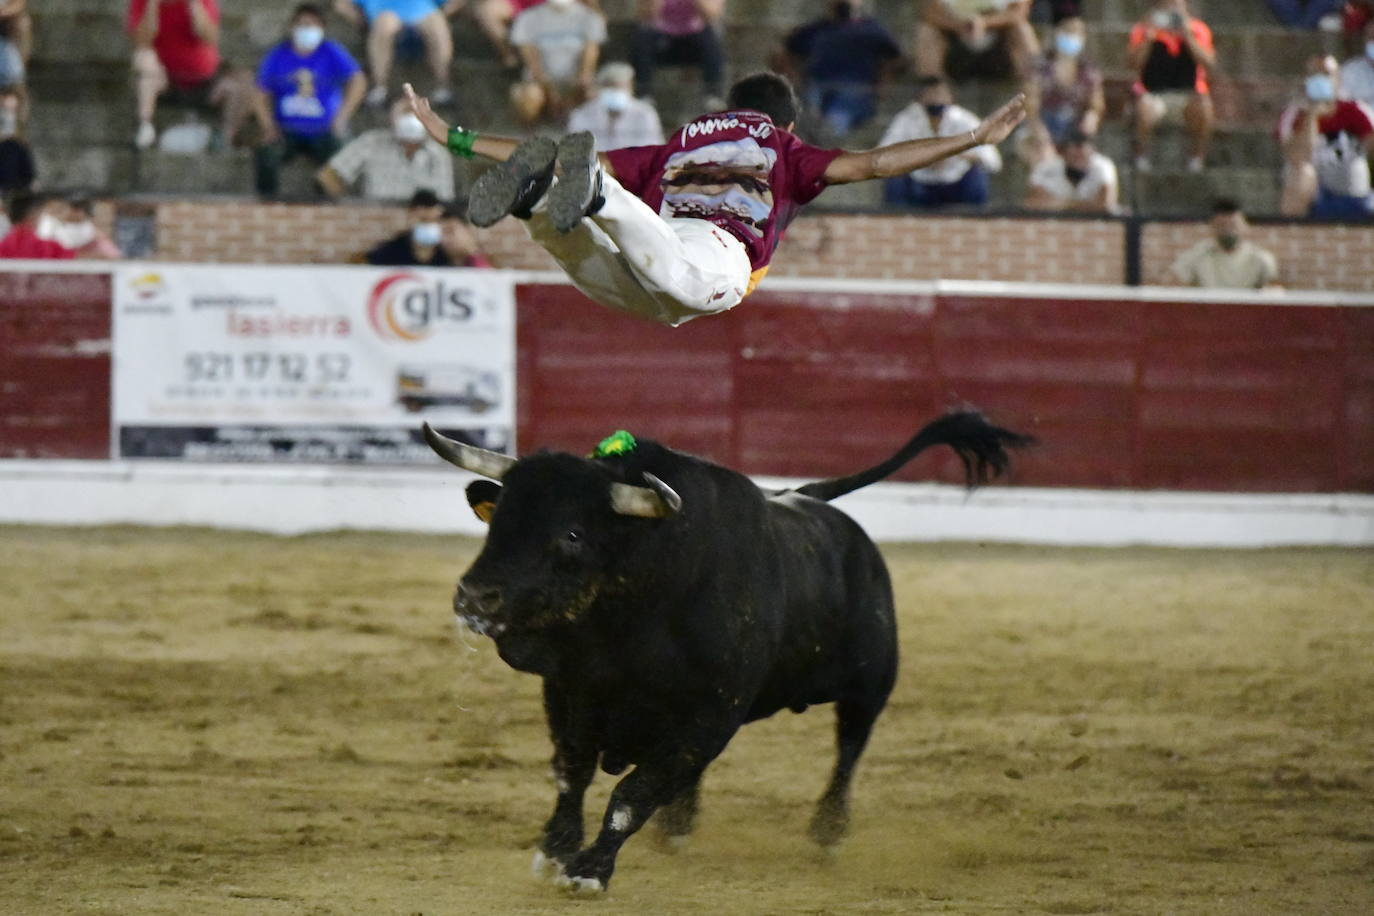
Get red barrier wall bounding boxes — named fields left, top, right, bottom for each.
left=0, top=272, right=112, bottom=460
left=516, top=284, right=1374, bottom=493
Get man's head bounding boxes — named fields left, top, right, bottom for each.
left=440, top=202, right=478, bottom=259
left=290, top=3, right=326, bottom=53
left=830, top=0, right=861, bottom=21
left=596, top=62, right=635, bottom=114
left=408, top=189, right=443, bottom=246
left=390, top=99, right=427, bottom=148
left=7, top=192, right=46, bottom=227
left=1053, top=17, right=1085, bottom=57
left=1302, top=54, right=1340, bottom=104
left=1209, top=198, right=1247, bottom=251
left=727, top=72, right=799, bottom=129
left=1060, top=130, right=1094, bottom=172
left=915, top=75, right=953, bottom=109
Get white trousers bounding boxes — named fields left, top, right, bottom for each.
left=525, top=171, right=754, bottom=327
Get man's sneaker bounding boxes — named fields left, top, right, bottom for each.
left=135, top=121, right=156, bottom=150
left=549, top=131, right=604, bottom=233
left=467, top=135, right=557, bottom=227
left=430, top=86, right=454, bottom=107
left=365, top=85, right=388, bottom=109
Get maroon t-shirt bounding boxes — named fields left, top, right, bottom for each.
left=606, top=110, right=841, bottom=290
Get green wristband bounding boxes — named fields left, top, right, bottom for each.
left=447, top=127, right=478, bottom=159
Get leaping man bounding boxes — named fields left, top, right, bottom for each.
left=405, top=73, right=1025, bottom=327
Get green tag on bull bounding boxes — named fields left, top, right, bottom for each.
left=592, top=430, right=637, bottom=459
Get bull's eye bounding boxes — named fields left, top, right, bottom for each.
left=565, top=529, right=582, bottom=544
left=555, top=527, right=585, bottom=557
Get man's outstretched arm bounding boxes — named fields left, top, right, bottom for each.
left=823, top=94, right=1026, bottom=186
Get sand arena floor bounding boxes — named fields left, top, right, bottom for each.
left=1, top=526, right=1371, bottom=915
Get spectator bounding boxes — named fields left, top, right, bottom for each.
left=0, top=85, right=33, bottom=195
left=1278, top=54, right=1374, bottom=218
left=128, top=0, right=253, bottom=151
left=1265, top=0, right=1343, bottom=29
left=37, top=196, right=123, bottom=259
left=317, top=97, right=455, bottom=199
left=631, top=0, right=725, bottom=107
left=776, top=0, right=903, bottom=138
left=509, top=0, right=607, bottom=125
left=465, top=0, right=546, bottom=70
left=252, top=3, right=367, bottom=197
left=333, top=0, right=461, bottom=108
left=1338, top=19, right=1374, bottom=107
left=0, top=0, right=27, bottom=126
left=1168, top=199, right=1279, bottom=289
left=1128, top=0, right=1215, bottom=173
left=915, top=0, right=1039, bottom=83
left=366, top=191, right=494, bottom=265
left=1024, top=130, right=1118, bottom=213
left=0, top=193, right=74, bottom=260
left=439, top=201, right=494, bottom=266
left=1019, top=15, right=1102, bottom=165
left=880, top=76, right=1002, bottom=209
left=567, top=62, right=665, bottom=150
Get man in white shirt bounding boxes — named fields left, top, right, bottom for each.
left=880, top=76, right=1002, bottom=208
left=1167, top=199, right=1279, bottom=290
left=566, top=62, right=665, bottom=151
left=1024, top=131, right=1118, bottom=213
left=317, top=98, right=455, bottom=200
left=1338, top=19, right=1374, bottom=108
left=510, top=0, right=607, bottom=124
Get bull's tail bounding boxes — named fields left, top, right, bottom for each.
left=794, top=411, right=1035, bottom=503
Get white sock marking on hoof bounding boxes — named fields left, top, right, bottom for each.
left=531, top=850, right=564, bottom=880
left=665, top=834, right=689, bottom=852
left=555, top=874, right=606, bottom=893
left=610, top=805, right=632, bottom=832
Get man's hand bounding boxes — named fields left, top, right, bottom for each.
left=404, top=82, right=452, bottom=145
left=973, top=93, right=1027, bottom=146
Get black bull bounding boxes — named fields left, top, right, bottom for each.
left=423, top=411, right=1032, bottom=892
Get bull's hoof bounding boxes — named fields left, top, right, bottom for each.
left=555, top=873, right=606, bottom=894
left=807, top=806, right=848, bottom=850
left=531, top=850, right=566, bottom=882
left=652, top=829, right=690, bottom=854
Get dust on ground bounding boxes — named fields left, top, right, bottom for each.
left=1, top=526, right=1371, bottom=915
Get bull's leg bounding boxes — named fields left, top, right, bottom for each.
left=559, top=734, right=731, bottom=892
left=808, top=696, right=885, bottom=850
left=535, top=685, right=597, bottom=879
left=651, top=775, right=702, bottom=851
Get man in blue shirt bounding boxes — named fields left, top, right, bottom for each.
left=252, top=3, right=367, bottom=196
left=777, top=0, right=904, bottom=137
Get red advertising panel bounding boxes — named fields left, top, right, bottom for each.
left=0, top=271, right=112, bottom=459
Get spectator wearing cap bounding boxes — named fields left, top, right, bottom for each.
left=317, top=97, right=455, bottom=200
left=128, top=0, right=254, bottom=151
left=332, top=0, right=462, bottom=109
left=1279, top=54, right=1374, bottom=219
left=509, top=0, right=607, bottom=125
left=366, top=191, right=493, bottom=266
left=1128, top=0, right=1215, bottom=173
left=252, top=3, right=367, bottom=197
left=1338, top=19, right=1374, bottom=107
left=915, top=0, right=1040, bottom=83
left=879, top=76, right=1002, bottom=209
left=567, top=62, right=664, bottom=150
left=631, top=0, right=725, bottom=107
left=776, top=0, right=904, bottom=138
left=0, top=84, right=33, bottom=195
left=1019, top=15, right=1102, bottom=165
left=1024, top=131, right=1118, bottom=213
left=0, top=193, right=74, bottom=260
left=1167, top=199, right=1279, bottom=289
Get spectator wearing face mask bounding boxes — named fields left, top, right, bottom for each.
left=1019, top=16, right=1102, bottom=166
left=366, top=191, right=493, bottom=266
left=1024, top=130, right=1117, bottom=213
left=1167, top=199, right=1279, bottom=289
left=1128, top=0, right=1215, bottom=173
left=36, top=196, right=122, bottom=259
left=566, top=62, right=664, bottom=151
left=252, top=3, right=367, bottom=197
left=1279, top=54, right=1374, bottom=219
left=438, top=201, right=493, bottom=267
left=0, top=193, right=75, bottom=260
left=317, top=97, right=455, bottom=199
left=509, top=0, right=607, bottom=125
left=879, top=76, right=1002, bottom=209
left=1338, top=19, right=1374, bottom=107
left=0, top=85, right=33, bottom=195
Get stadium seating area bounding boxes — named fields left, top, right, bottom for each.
left=18, top=0, right=1341, bottom=215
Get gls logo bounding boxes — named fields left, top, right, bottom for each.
left=367, top=273, right=475, bottom=342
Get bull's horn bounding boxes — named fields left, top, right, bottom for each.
left=422, top=423, right=516, bottom=480
left=610, top=472, right=682, bottom=519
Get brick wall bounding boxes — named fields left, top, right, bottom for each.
left=1142, top=222, right=1374, bottom=292
left=143, top=201, right=1374, bottom=293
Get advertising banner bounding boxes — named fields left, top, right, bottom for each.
left=112, top=264, right=515, bottom=462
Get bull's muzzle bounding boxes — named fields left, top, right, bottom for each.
left=454, top=581, right=505, bottom=637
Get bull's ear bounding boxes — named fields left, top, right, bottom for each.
left=465, top=480, right=502, bottom=524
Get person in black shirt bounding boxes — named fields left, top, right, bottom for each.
left=0, top=85, right=33, bottom=197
